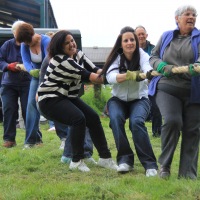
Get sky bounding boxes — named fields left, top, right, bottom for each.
left=50, top=0, right=199, bottom=47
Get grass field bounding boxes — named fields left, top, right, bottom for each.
left=0, top=85, right=199, bottom=200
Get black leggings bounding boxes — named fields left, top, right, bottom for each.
left=39, top=97, right=111, bottom=161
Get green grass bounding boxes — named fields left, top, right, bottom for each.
left=0, top=85, right=200, bottom=200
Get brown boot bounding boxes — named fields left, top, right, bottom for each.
left=3, top=141, right=16, bottom=148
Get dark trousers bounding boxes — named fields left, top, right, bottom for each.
left=149, top=95, right=162, bottom=136
left=63, top=126, right=93, bottom=158
left=1, top=84, right=29, bottom=142
left=39, top=97, right=111, bottom=162
left=156, top=90, right=200, bottom=179
left=38, top=113, right=94, bottom=156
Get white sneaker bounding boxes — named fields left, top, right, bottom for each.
left=117, top=163, right=133, bottom=173
left=48, top=127, right=56, bottom=131
left=84, top=157, right=97, bottom=165
left=23, top=144, right=34, bottom=150
left=69, top=160, right=90, bottom=172
left=23, top=144, right=31, bottom=150
left=40, top=116, right=47, bottom=124
left=97, top=158, right=118, bottom=170
left=59, top=139, right=66, bottom=150
left=146, top=169, right=157, bottom=177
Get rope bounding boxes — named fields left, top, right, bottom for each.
left=16, top=64, right=26, bottom=71
left=139, top=65, right=200, bottom=79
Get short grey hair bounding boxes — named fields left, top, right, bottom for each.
left=12, top=20, right=24, bottom=34
left=135, top=25, right=147, bottom=32
left=175, top=5, right=197, bottom=17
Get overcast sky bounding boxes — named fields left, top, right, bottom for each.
left=50, top=0, right=199, bottom=47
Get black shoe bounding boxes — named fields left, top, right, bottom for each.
left=159, top=166, right=170, bottom=179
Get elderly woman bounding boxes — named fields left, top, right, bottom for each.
left=149, top=5, right=200, bottom=179
left=0, top=21, right=31, bottom=148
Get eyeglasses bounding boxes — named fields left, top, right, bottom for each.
left=181, top=12, right=198, bottom=18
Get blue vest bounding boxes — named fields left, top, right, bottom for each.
left=149, top=27, right=200, bottom=103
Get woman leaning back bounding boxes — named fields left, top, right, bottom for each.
left=149, top=4, right=200, bottom=179
left=37, top=30, right=117, bottom=172
left=100, top=26, right=158, bottom=177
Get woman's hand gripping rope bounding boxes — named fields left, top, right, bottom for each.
left=139, top=65, right=200, bottom=80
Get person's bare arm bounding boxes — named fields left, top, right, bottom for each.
left=89, top=73, right=104, bottom=84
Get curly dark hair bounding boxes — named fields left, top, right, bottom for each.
left=48, top=30, right=73, bottom=59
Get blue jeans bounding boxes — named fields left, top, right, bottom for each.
left=149, top=95, right=162, bottom=136
left=107, top=96, right=158, bottom=170
left=25, top=78, right=42, bottom=144
left=63, top=126, right=93, bottom=158
left=1, top=84, right=30, bottom=142
left=54, top=121, right=68, bottom=140
left=49, top=120, right=55, bottom=129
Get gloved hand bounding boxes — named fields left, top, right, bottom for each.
left=126, top=70, right=140, bottom=81
left=188, top=64, right=199, bottom=76
left=157, top=62, right=174, bottom=77
left=30, top=69, right=40, bottom=78
left=7, top=62, right=19, bottom=72
left=163, top=65, right=174, bottom=77
left=146, top=70, right=154, bottom=80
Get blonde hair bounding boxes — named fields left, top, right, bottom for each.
left=45, top=31, right=55, bottom=38
left=12, top=20, right=24, bottom=34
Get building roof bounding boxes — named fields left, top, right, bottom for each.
left=0, top=0, right=57, bottom=28
left=82, top=47, right=112, bottom=63
left=0, top=28, right=82, bottom=48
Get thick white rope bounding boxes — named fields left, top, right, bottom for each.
left=139, top=65, right=200, bottom=79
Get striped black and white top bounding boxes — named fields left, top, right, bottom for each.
left=38, top=50, right=99, bottom=101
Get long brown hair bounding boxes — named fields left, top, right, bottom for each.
left=100, top=26, right=140, bottom=76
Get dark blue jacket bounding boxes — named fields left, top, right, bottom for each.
left=0, top=38, right=31, bottom=86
